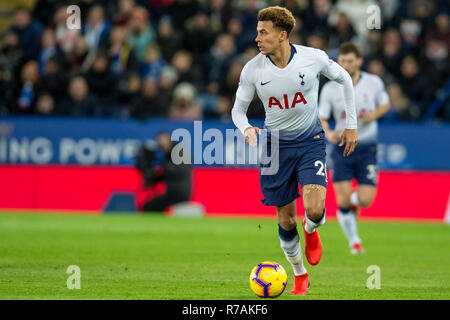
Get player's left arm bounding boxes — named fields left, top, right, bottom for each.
left=318, top=50, right=358, bottom=157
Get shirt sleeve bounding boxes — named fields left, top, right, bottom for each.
left=318, top=50, right=357, bottom=129
left=318, top=83, right=333, bottom=120
left=232, top=63, right=256, bottom=135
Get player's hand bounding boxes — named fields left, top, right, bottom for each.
left=244, top=127, right=261, bottom=147
left=339, top=129, right=358, bottom=157
left=325, top=130, right=340, bottom=144
left=362, top=111, right=377, bottom=124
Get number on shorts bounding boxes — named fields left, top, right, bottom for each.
left=366, top=164, right=377, bottom=183
left=315, top=160, right=327, bottom=182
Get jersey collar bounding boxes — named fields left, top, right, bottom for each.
left=267, top=43, right=297, bottom=67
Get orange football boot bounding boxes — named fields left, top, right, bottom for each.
left=291, top=273, right=309, bottom=295
left=302, top=219, right=323, bottom=265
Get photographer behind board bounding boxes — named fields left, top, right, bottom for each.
left=136, top=132, right=192, bottom=213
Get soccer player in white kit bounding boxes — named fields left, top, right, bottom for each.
left=319, top=42, right=390, bottom=254
left=231, top=7, right=358, bottom=295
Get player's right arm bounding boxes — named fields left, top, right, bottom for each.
left=231, top=63, right=260, bottom=147
left=318, top=83, right=340, bottom=144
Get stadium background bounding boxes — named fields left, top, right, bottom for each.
left=0, top=0, right=448, bottom=222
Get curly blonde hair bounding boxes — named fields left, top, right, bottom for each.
left=257, top=6, right=296, bottom=36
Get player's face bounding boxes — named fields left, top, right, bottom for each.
left=337, top=53, right=363, bottom=77
left=255, top=21, right=285, bottom=55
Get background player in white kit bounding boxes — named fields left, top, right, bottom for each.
left=319, top=42, right=391, bottom=254
left=232, top=7, right=358, bottom=295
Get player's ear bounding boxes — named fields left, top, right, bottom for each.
left=279, top=30, right=287, bottom=42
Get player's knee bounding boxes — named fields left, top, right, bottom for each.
left=278, top=215, right=297, bottom=230
left=358, top=197, right=374, bottom=208
left=304, top=203, right=325, bottom=222
left=336, top=195, right=351, bottom=208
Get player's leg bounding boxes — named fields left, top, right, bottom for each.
left=301, top=184, right=326, bottom=265
left=353, top=184, right=377, bottom=209
left=334, top=180, right=363, bottom=251
left=295, top=138, right=328, bottom=266
left=259, top=146, right=308, bottom=294
left=275, top=201, right=309, bottom=295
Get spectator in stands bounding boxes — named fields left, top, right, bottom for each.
left=156, top=16, right=183, bottom=63
left=381, top=28, right=406, bottom=79
left=131, top=79, right=166, bottom=120
left=169, top=82, right=202, bottom=120
left=62, top=76, right=100, bottom=116
left=118, top=73, right=141, bottom=117
left=14, top=60, right=40, bottom=114
left=165, top=0, right=201, bottom=30
left=205, top=33, right=236, bottom=94
left=366, top=58, right=396, bottom=87
left=0, top=31, right=25, bottom=88
left=304, top=0, right=332, bottom=34
left=170, top=50, right=203, bottom=87
left=183, top=10, right=217, bottom=65
left=53, top=6, right=80, bottom=55
left=422, top=38, right=449, bottom=91
left=82, top=5, right=111, bottom=53
left=139, top=45, right=166, bottom=83
left=365, top=30, right=384, bottom=59
left=113, top=0, right=136, bottom=27
left=328, top=12, right=357, bottom=55
left=0, top=66, right=12, bottom=115
left=207, top=0, right=233, bottom=33
left=159, top=66, right=178, bottom=107
left=226, top=16, right=254, bottom=53
left=204, top=95, right=232, bottom=119
left=384, top=82, right=421, bottom=121
left=40, top=57, right=68, bottom=104
left=328, top=0, right=376, bottom=39
left=37, top=28, right=67, bottom=75
left=306, top=32, right=328, bottom=51
left=35, top=92, right=56, bottom=116
left=8, top=6, right=43, bottom=61
left=67, top=36, right=91, bottom=74
left=84, top=51, right=119, bottom=113
left=398, top=55, right=434, bottom=117
left=108, top=26, right=138, bottom=76
left=424, top=12, right=450, bottom=48
left=125, top=7, right=156, bottom=63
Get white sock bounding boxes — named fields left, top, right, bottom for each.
left=337, top=208, right=361, bottom=246
left=279, top=229, right=307, bottom=276
left=350, top=192, right=359, bottom=207
left=304, top=209, right=326, bottom=234
left=304, top=222, right=315, bottom=234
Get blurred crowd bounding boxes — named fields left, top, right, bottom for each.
left=0, top=0, right=448, bottom=122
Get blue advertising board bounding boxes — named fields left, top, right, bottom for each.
left=0, top=116, right=448, bottom=170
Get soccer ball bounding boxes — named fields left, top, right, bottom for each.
left=249, top=261, right=288, bottom=298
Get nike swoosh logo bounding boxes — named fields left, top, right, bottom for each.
left=260, top=81, right=272, bottom=86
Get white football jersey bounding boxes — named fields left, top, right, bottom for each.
left=319, top=71, right=389, bottom=144
left=232, top=44, right=356, bottom=143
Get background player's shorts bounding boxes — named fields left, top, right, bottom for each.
left=260, top=136, right=327, bottom=207
left=331, top=143, right=378, bottom=186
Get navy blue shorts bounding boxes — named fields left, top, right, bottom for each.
left=331, top=143, right=378, bottom=186
left=259, top=135, right=327, bottom=207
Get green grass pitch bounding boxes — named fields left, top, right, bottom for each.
left=0, top=213, right=449, bottom=300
